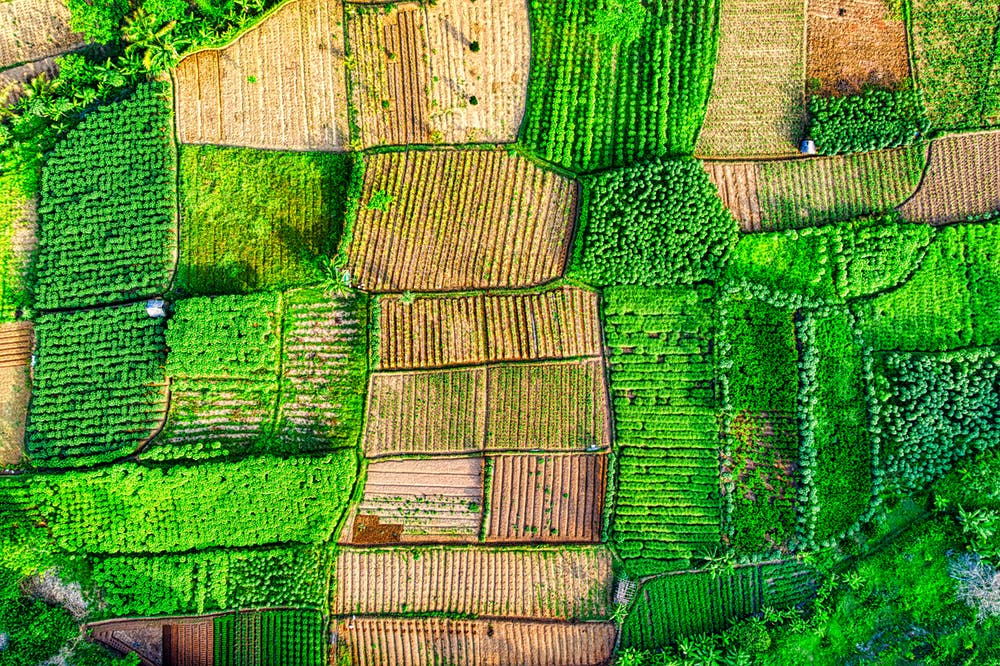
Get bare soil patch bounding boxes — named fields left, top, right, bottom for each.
left=335, top=617, right=616, bottom=666
left=174, top=0, right=350, bottom=150
left=807, top=0, right=910, bottom=95
left=0, top=0, right=83, bottom=69
left=89, top=616, right=217, bottom=666
left=900, top=130, right=1000, bottom=224
left=345, top=148, right=577, bottom=292
left=333, top=545, right=615, bottom=619
left=0, top=322, right=31, bottom=466
left=486, top=453, right=606, bottom=543
left=702, top=161, right=763, bottom=232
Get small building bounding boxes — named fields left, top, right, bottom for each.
left=800, top=139, right=817, bottom=155
left=146, top=299, right=166, bottom=318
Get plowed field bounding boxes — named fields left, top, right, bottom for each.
left=486, top=454, right=606, bottom=543
left=363, top=367, right=488, bottom=457
left=346, top=0, right=529, bottom=147
left=173, top=0, right=349, bottom=150
left=900, top=130, right=1000, bottom=224
left=344, top=149, right=576, bottom=292
left=807, top=0, right=910, bottom=95
left=333, top=546, right=614, bottom=619
left=696, top=0, right=805, bottom=157
left=701, top=161, right=763, bottom=232
left=362, top=359, right=611, bottom=457
left=336, top=618, right=616, bottom=666
left=349, top=457, right=484, bottom=543
left=0, top=0, right=82, bottom=69
left=0, top=322, right=32, bottom=466
left=89, top=616, right=218, bottom=666
left=163, top=622, right=213, bottom=666
left=377, top=287, right=602, bottom=370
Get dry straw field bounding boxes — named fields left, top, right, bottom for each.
left=807, top=0, right=910, bottom=95
left=0, top=322, right=31, bottom=466
left=173, top=0, right=350, bottom=151
left=0, top=0, right=82, bottom=69
left=696, top=0, right=805, bottom=157
left=900, top=130, right=1000, bottom=224
left=335, top=617, right=617, bottom=666
left=333, top=546, right=614, bottom=619
left=348, top=457, right=484, bottom=543
left=485, top=453, right=607, bottom=543
left=346, top=0, right=529, bottom=147
left=344, top=149, right=577, bottom=291
left=376, top=287, right=602, bottom=370
left=363, top=359, right=611, bottom=457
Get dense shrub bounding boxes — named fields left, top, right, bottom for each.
left=807, top=88, right=930, bottom=154
left=873, top=348, right=1000, bottom=495
left=572, top=158, right=737, bottom=286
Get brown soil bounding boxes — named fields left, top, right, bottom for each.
left=351, top=514, right=404, bottom=545
left=335, top=617, right=617, bottom=666
left=0, top=322, right=31, bottom=467
left=333, top=545, right=615, bottom=619
left=347, top=457, right=484, bottom=543
left=702, top=161, right=763, bottom=232
left=162, top=622, right=213, bottom=666
left=173, top=0, right=349, bottom=150
left=89, top=617, right=217, bottom=666
left=900, top=130, right=1000, bottom=224
left=345, top=149, right=577, bottom=292
left=486, top=454, right=606, bottom=543
left=807, top=0, right=911, bottom=95
left=0, top=0, right=83, bottom=69
left=377, top=286, right=602, bottom=370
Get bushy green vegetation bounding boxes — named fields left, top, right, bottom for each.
left=872, top=348, right=1000, bottom=496
left=724, top=214, right=933, bottom=302
left=571, top=158, right=737, bottom=286
left=28, top=303, right=167, bottom=466
left=34, top=82, right=175, bottom=310
left=910, top=0, right=1000, bottom=130
left=0, top=168, right=35, bottom=321
left=806, top=312, right=871, bottom=543
left=90, top=545, right=328, bottom=616
left=14, top=453, right=355, bottom=554
left=720, top=296, right=800, bottom=554
left=521, top=0, right=720, bottom=171
left=603, top=286, right=722, bottom=576
left=807, top=89, right=930, bottom=155
left=178, top=146, right=353, bottom=295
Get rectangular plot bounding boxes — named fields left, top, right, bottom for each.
left=349, top=457, right=483, bottom=543
left=337, top=617, right=616, bottom=666
left=485, top=359, right=611, bottom=453
left=174, top=0, right=349, bottom=150
left=362, top=368, right=488, bottom=457
left=333, top=546, right=614, bottom=619
left=345, top=150, right=576, bottom=291
left=377, top=286, right=602, bottom=369
left=486, top=454, right=605, bottom=543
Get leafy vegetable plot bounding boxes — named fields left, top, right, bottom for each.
left=807, top=89, right=931, bottom=155
left=34, top=81, right=175, bottom=310
left=571, top=157, right=737, bottom=286
left=521, top=0, right=719, bottom=171
left=27, top=303, right=167, bottom=466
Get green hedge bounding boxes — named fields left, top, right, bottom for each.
left=807, top=89, right=930, bottom=155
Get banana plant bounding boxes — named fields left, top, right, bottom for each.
left=123, top=8, right=192, bottom=74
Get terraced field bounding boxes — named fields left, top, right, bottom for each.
left=377, top=287, right=602, bottom=370
left=174, top=0, right=350, bottom=150
left=336, top=618, right=616, bottom=666
left=333, top=546, right=614, bottom=619
left=344, top=149, right=577, bottom=291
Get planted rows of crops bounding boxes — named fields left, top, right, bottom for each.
left=34, top=82, right=175, bottom=310
left=214, top=610, right=324, bottom=666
